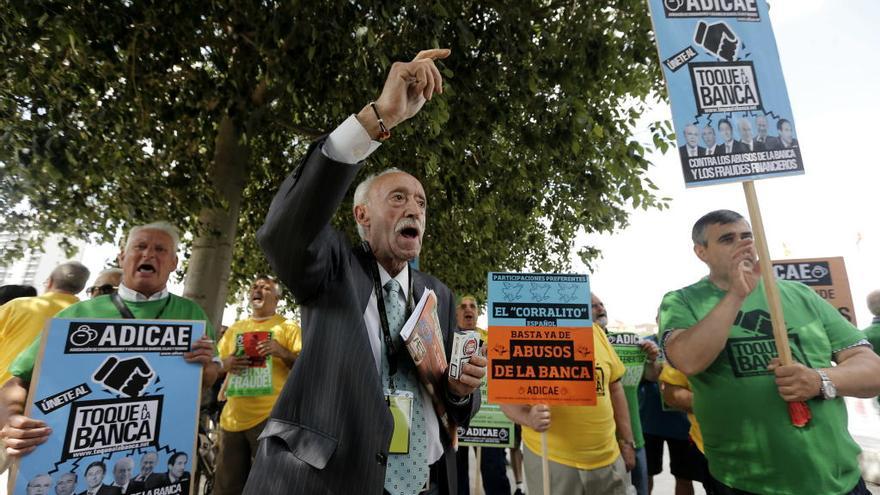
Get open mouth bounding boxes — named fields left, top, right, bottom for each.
left=399, top=226, right=420, bottom=239
left=137, top=263, right=156, bottom=274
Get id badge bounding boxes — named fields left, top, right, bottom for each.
left=385, top=389, right=414, bottom=454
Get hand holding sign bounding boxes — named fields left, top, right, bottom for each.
left=526, top=404, right=552, bottom=432
left=1, top=413, right=51, bottom=456
left=448, top=353, right=487, bottom=397
left=768, top=357, right=822, bottom=402
left=222, top=355, right=250, bottom=375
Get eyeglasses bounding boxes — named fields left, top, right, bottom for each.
left=87, top=284, right=118, bottom=297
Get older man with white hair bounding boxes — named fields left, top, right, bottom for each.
left=0, top=221, right=218, bottom=457
left=112, top=457, right=144, bottom=494
left=244, top=48, right=485, bottom=495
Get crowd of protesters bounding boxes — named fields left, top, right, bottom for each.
left=2, top=47, right=880, bottom=495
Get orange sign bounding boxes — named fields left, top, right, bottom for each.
left=487, top=326, right=596, bottom=405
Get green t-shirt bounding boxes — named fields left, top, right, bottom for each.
left=9, top=294, right=215, bottom=383
left=607, top=332, right=646, bottom=449
left=659, top=277, right=866, bottom=495
left=863, top=321, right=880, bottom=356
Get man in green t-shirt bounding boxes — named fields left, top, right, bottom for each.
left=598, top=293, right=660, bottom=495
left=0, top=221, right=218, bottom=457
left=863, top=290, right=880, bottom=353
left=660, top=209, right=880, bottom=495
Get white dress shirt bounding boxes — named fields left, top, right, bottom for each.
left=117, top=283, right=169, bottom=302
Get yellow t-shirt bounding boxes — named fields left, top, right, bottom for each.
left=659, top=364, right=704, bottom=452
left=0, top=292, right=79, bottom=384
left=218, top=314, right=302, bottom=431
left=522, top=326, right=626, bottom=470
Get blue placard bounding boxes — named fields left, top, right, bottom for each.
left=13, top=318, right=205, bottom=495
left=487, top=273, right=592, bottom=328
left=647, top=0, right=804, bottom=187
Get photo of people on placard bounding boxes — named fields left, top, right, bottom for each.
left=144, top=451, right=191, bottom=495
left=78, top=461, right=121, bottom=495
left=678, top=114, right=799, bottom=157
left=23, top=451, right=192, bottom=495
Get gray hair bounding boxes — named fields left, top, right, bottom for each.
left=50, top=261, right=91, bottom=294
left=692, top=210, right=746, bottom=246
left=867, top=290, right=880, bottom=317
left=352, top=168, right=404, bottom=240
left=95, top=268, right=123, bottom=282
left=125, top=221, right=180, bottom=252
left=114, top=457, right=135, bottom=471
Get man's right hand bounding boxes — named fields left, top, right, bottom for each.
left=1, top=414, right=51, bottom=456
left=527, top=404, right=551, bottom=432
left=728, top=239, right=760, bottom=299
left=222, top=355, right=251, bottom=375
left=357, top=48, right=451, bottom=139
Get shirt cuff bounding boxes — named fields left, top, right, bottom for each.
left=322, top=114, right=382, bottom=164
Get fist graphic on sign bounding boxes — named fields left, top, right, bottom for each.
left=92, top=355, right=156, bottom=397
left=694, top=21, right=739, bottom=62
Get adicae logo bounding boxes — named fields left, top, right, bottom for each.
left=70, top=325, right=99, bottom=347
left=810, top=265, right=830, bottom=280
left=665, top=0, right=684, bottom=11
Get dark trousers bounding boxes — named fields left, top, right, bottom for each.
left=705, top=474, right=870, bottom=495
left=214, top=421, right=266, bottom=495
left=456, top=445, right=511, bottom=495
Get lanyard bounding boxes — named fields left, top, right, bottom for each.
left=110, top=292, right=172, bottom=320
left=364, top=242, right=414, bottom=390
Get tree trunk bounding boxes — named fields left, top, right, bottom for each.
left=183, top=115, right=248, bottom=329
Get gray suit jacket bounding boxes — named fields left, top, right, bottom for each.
left=244, top=139, right=480, bottom=494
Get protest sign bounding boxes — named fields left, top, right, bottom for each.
left=458, top=329, right=515, bottom=448
left=607, top=332, right=648, bottom=449
left=647, top=0, right=805, bottom=186
left=226, top=330, right=273, bottom=397
left=773, top=257, right=856, bottom=326
left=487, top=273, right=595, bottom=406
left=606, top=333, right=647, bottom=389
left=12, top=318, right=204, bottom=495
left=457, top=371, right=515, bottom=448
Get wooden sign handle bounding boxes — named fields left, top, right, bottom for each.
left=742, top=181, right=811, bottom=426
left=542, top=431, right=550, bottom=494
left=474, top=447, right=483, bottom=495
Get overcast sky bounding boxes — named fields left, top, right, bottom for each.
left=568, top=0, right=880, bottom=329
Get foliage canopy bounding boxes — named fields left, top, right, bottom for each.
left=0, top=1, right=672, bottom=306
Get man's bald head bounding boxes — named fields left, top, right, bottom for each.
left=48, top=261, right=90, bottom=295
left=867, top=290, right=880, bottom=317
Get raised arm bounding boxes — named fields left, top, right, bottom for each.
left=257, top=49, right=450, bottom=302
left=665, top=240, right=759, bottom=375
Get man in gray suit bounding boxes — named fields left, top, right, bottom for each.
left=245, top=48, right=485, bottom=495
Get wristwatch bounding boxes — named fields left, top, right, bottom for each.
left=618, top=438, right=636, bottom=449
left=817, top=369, right=837, bottom=400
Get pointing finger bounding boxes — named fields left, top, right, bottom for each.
left=413, top=48, right=451, bottom=62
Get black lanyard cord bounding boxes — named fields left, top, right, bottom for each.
left=363, top=241, right=414, bottom=389
left=110, top=292, right=172, bottom=320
